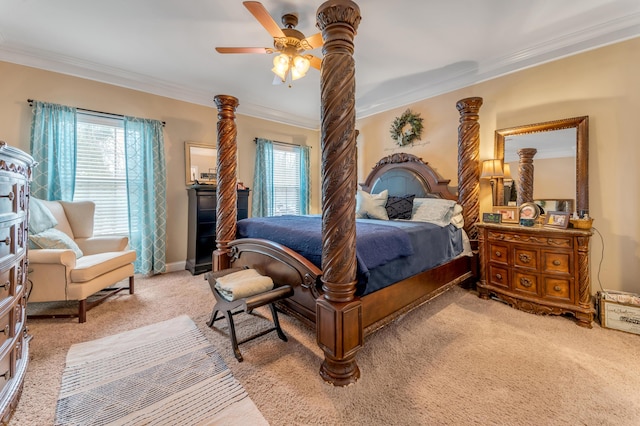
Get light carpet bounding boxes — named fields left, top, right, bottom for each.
left=12, top=271, right=640, bottom=425
left=55, top=315, right=267, bottom=426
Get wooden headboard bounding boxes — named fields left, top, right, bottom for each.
left=359, top=153, right=457, bottom=201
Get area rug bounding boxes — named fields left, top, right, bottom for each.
left=55, top=315, right=268, bottom=425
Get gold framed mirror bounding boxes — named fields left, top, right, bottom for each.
left=185, top=141, right=217, bottom=186
left=494, top=116, right=589, bottom=216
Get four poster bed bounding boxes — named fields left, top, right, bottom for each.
left=212, top=0, right=483, bottom=386
left=227, top=153, right=476, bottom=334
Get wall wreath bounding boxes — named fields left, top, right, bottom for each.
left=390, top=109, right=424, bottom=147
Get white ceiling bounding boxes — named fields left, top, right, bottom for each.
left=1, top=0, right=639, bottom=129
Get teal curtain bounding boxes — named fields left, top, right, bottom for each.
left=252, top=138, right=274, bottom=217
left=124, top=117, right=167, bottom=274
left=298, top=145, right=311, bottom=215
left=29, top=101, right=77, bottom=200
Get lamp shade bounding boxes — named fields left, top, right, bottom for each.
left=481, top=159, right=504, bottom=179
left=503, top=163, right=512, bottom=179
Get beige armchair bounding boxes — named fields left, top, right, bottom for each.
left=27, top=200, right=136, bottom=322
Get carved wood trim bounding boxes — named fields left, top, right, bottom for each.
left=316, top=0, right=362, bottom=387
left=213, top=95, right=239, bottom=271
left=456, top=97, right=483, bottom=241
left=359, top=153, right=457, bottom=200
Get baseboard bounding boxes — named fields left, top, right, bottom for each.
left=165, top=261, right=186, bottom=273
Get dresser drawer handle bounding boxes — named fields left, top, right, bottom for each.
left=0, top=191, right=14, bottom=201
left=553, top=285, right=562, bottom=292
left=495, top=273, right=503, bottom=280
left=1, top=325, right=9, bottom=336
left=495, top=251, right=502, bottom=258
left=1, top=237, right=10, bottom=246
left=0, top=281, right=8, bottom=291
left=0, top=370, right=9, bottom=380
left=520, top=277, right=533, bottom=288
left=518, top=253, right=531, bottom=263
left=553, top=260, right=561, bottom=266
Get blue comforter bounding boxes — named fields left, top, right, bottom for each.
left=236, top=215, right=464, bottom=295
left=236, top=215, right=413, bottom=276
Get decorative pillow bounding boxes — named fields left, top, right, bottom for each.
left=385, top=194, right=415, bottom=220
left=29, top=228, right=84, bottom=258
left=450, top=203, right=464, bottom=228
left=356, top=190, right=389, bottom=220
left=29, top=197, right=58, bottom=234
left=411, top=198, right=457, bottom=226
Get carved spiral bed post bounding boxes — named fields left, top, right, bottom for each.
left=316, top=0, right=362, bottom=386
left=456, top=97, right=483, bottom=242
left=212, top=95, right=239, bottom=272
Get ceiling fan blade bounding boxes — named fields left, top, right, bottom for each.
left=308, top=55, right=322, bottom=70
left=215, top=47, right=274, bottom=54
left=301, top=32, right=323, bottom=50
left=243, top=1, right=285, bottom=39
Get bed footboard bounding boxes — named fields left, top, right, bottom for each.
left=227, top=238, right=323, bottom=326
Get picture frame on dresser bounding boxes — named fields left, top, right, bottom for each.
left=492, top=206, right=518, bottom=223
left=545, top=211, right=570, bottom=229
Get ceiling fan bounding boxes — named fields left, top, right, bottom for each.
left=215, top=1, right=323, bottom=85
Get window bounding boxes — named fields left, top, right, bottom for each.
left=272, top=144, right=302, bottom=216
left=74, top=113, right=129, bottom=235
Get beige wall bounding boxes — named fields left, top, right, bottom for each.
left=0, top=61, right=320, bottom=270
left=357, top=37, right=640, bottom=294
left=3, top=36, right=638, bottom=293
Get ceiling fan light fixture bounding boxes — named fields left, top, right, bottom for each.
left=291, top=55, right=310, bottom=80
left=272, top=53, right=290, bottom=81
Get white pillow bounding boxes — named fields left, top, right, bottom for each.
left=411, top=198, right=457, bottom=226
left=356, top=190, right=389, bottom=220
left=450, top=203, right=464, bottom=228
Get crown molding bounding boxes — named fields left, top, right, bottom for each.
left=356, top=13, right=640, bottom=120
left=2, top=11, right=638, bottom=130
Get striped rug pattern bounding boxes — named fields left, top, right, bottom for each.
left=55, top=315, right=267, bottom=425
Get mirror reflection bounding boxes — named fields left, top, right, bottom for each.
left=185, top=141, right=217, bottom=186
left=503, top=128, right=576, bottom=206
left=495, top=116, right=589, bottom=216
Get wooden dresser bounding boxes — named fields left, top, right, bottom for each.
left=186, top=186, right=249, bottom=275
left=0, top=142, right=34, bottom=424
left=477, top=223, right=594, bottom=327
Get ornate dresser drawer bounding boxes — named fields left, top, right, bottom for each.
left=477, top=223, right=594, bottom=327
left=0, top=142, right=35, bottom=425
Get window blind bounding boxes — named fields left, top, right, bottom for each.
left=74, top=113, right=129, bottom=236
left=272, top=143, right=301, bottom=216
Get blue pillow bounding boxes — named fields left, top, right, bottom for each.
left=29, top=228, right=84, bottom=258
left=29, top=197, right=58, bottom=234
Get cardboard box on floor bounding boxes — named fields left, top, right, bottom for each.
left=597, top=290, right=640, bottom=336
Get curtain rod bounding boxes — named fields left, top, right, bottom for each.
left=253, top=137, right=311, bottom=148
left=27, top=99, right=166, bottom=127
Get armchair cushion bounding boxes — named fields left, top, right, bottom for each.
left=71, top=250, right=137, bottom=282
left=29, top=228, right=84, bottom=258
left=29, top=197, right=58, bottom=234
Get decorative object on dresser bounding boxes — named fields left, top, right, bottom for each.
left=185, top=186, right=249, bottom=275
left=477, top=223, right=594, bottom=327
left=0, top=142, right=35, bottom=424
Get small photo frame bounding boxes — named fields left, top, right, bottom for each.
left=545, top=211, right=570, bottom=229
left=519, top=202, right=541, bottom=220
left=492, top=206, right=518, bottom=224
left=483, top=212, right=502, bottom=224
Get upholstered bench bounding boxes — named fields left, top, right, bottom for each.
left=205, top=267, right=293, bottom=362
